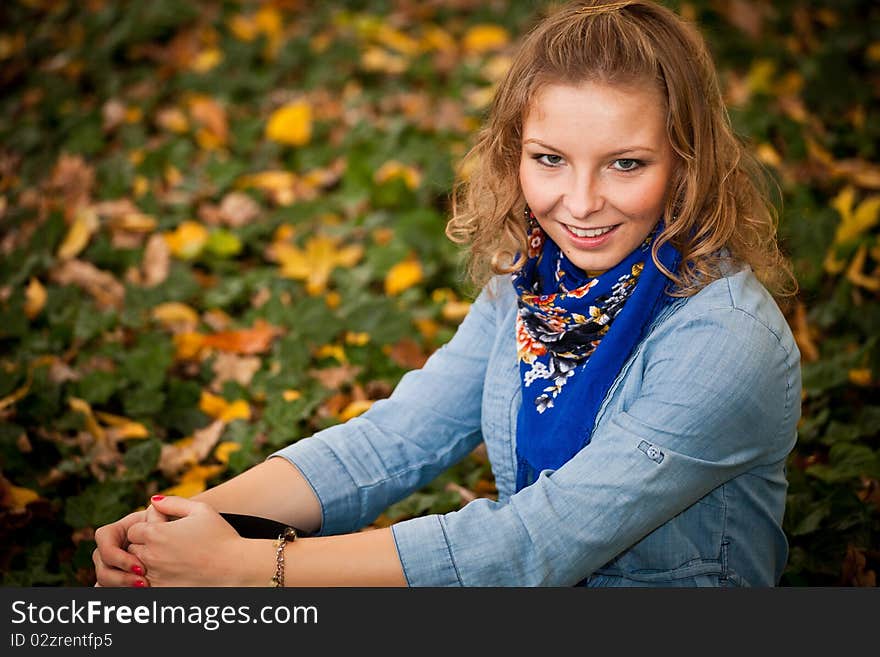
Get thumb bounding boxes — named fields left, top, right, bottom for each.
left=148, top=495, right=203, bottom=520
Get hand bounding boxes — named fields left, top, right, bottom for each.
left=92, top=509, right=150, bottom=587
left=125, top=496, right=250, bottom=587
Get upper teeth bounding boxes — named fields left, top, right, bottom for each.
left=567, top=225, right=614, bottom=238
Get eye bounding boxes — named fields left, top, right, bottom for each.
left=533, top=153, right=564, bottom=168
left=612, top=158, right=642, bottom=172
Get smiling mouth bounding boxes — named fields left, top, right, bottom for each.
left=562, top=224, right=618, bottom=238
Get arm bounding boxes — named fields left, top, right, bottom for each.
left=95, top=281, right=501, bottom=586
left=391, top=307, right=802, bottom=585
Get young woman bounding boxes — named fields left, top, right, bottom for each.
left=93, top=0, right=801, bottom=587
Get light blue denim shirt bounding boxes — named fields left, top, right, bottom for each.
left=271, top=266, right=801, bottom=586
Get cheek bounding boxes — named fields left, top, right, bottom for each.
left=621, top=173, right=671, bottom=217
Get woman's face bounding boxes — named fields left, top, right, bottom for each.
left=519, top=80, right=676, bottom=273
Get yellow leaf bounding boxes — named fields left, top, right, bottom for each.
left=191, top=48, right=223, bottom=73
left=106, top=212, right=157, bottom=233
left=107, top=422, right=150, bottom=441
left=315, top=344, right=347, bottom=364
left=385, top=259, right=423, bottom=295
left=214, top=441, right=241, bottom=464
left=442, top=300, right=472, bottom=322
left=339, top=399, right=374, bottom=422
left=173, top=332, right=207, bottom=360
left=156, top=107, right=190, bottom=133
left=254, top=6, right=283, bottom=56
left=833, top=188, right=880, bottom=245
left=237, top=170, right=298, bottom=205
left=199, top=390, right=251, bottom=422
left=374, top=160, right=421, bottom=189
left=282, top=389, right=302, bottom=402
left=745, top=58, right=776, bottom=96
left=376, top=25, right=420, bottom=56
left=152, top=302, right=200, bottom=330
left=228, top=14, right=259, bottom=41
left=68, top=397, right=106, bottom=443
left=344, top=331, right=370, bottom=346
left=414, top=318, right=439, bottom=341
left=756, top=143, right=782, bottom=168
left=158, top=480, right=206, bottom=499
left=164, top=221, right=209, bottom=259
left=421, top=25, right=456, bottom=52
left=270, top=235, right=363, bottom=295
left=325, top=291, right=341, bottom=308
left=361, top=46, right=408, bottom=74
left=24, top=277, right=46, bottom=320
left=265, top=101, right=312, bottom=147
left=846, top=245, right=880, bottom=292
left=57, top=206, right=99, bottom=260
left=462, top=24, right=510, bottom=54
left=7, top=483, right=40, bottom=512
left=849, top=369, right=872, bottom=386
left=180, top=463, right=225, bottom=483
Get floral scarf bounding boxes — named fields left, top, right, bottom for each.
left=511, top=211, right=681, bottom=491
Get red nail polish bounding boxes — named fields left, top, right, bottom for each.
left=133, top=580, right=146, bottom=588
left=131, top=565, right=144, bottom=576
left=151, top=495, right=165, bottom=501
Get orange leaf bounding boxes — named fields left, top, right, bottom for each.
left=202, top=319, right=282, bottom=354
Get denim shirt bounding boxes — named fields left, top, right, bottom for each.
left=271, top=266, right=802, bottom=586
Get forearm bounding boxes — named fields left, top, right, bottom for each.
left=241, top=528, right=407, bottom=587
left=193, top=456, right=322, bottom=534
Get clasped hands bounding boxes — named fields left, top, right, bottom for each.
left=93, top=495, right=251, bottom=587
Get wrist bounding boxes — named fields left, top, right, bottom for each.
left=232, top=538, right=278, bottom=587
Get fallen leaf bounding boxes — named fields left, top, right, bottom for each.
left=210, top=352, right=261, bottom=391
left=50, top=259, right=125, bottom=310
left=831, top=186, right=880, bottom=245
left=57, top=206, right=99, bottom=260
left=152, top=302, right=200, bottom=332
left=199, top=390, right=251, bottom=422
left=24, top=277, right=46, bottom=319
left=164, top=220, right=209, bottom=260
left=387, top=338, right=428, bottom=369
left=0, top=474, right=41, bottom=513
left=158, top=420, right=225, bottom=478
left=309, top=364, right=363, bottom=390
left=374, top=160, right=421, bottom=189
left=139, top=232, right=170, bottom=288
left=269, top=235, right=363, bottom=295
left=187, top=94, right=228, bottom=147
left=339, top=399, right=374, bottom=422
left=265, top=100, right=313, bottom=146
left=218, top=191, right=261, bottom=227
left=385, top=258, right=423, bottom=295
left=461, top=24, right=509, bottom=54
left=214, top=441, right=241, bottom=465
left=202, top=319, right=283, bottom=354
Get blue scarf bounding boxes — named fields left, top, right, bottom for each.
left=511, top=212, right=681, bottom=491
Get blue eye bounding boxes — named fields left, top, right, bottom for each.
left=534, top=154, right=564, bottom=167
left=613, top=158, right=642, bottom=171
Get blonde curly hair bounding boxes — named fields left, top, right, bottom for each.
left=446, top=0, right=797, bottom=299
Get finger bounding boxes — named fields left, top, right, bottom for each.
left=148, top=494, right=205, bottom=519
left=126, top=521, right=151, bottom=545
left=94, top=511, right=148, bottom=577
left=93, top=548, right=148, bottom=588
left=145, top=503, right=170, bottom=523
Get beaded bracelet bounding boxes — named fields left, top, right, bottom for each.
left=270, top=527, right=298, bottom=587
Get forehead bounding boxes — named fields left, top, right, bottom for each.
left=522, top=81, right=668, bottom=142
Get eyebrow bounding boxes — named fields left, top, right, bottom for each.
left=522, top=138, right=657, bottom=157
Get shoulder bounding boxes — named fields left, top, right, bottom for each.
left=658, top=266, right=799, bottom=361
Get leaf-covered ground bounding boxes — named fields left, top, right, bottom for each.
left=0, top=0, right=878, bottom=587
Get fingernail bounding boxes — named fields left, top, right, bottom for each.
left=133, top=580, right=146, bottom=588
left=131, top=565, right=144, bottom=576
left=151, top=495, right=165, bottom=501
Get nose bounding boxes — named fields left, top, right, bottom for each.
left=563, top=172, right=604, bottom=220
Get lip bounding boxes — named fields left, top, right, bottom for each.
left=560, top=222, right=620, bottom=247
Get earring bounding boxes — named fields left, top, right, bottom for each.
left=524, top=205, right=539, bottom=231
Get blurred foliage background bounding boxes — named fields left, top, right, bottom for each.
left=0, top=0, right=877, bottom=587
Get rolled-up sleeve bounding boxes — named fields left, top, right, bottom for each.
left=391, top=307, right=801, bottom=586
left=269, top=282, right=500, bottom=536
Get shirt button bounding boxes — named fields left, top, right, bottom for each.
left=647, top=446, right=660, bottom=460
